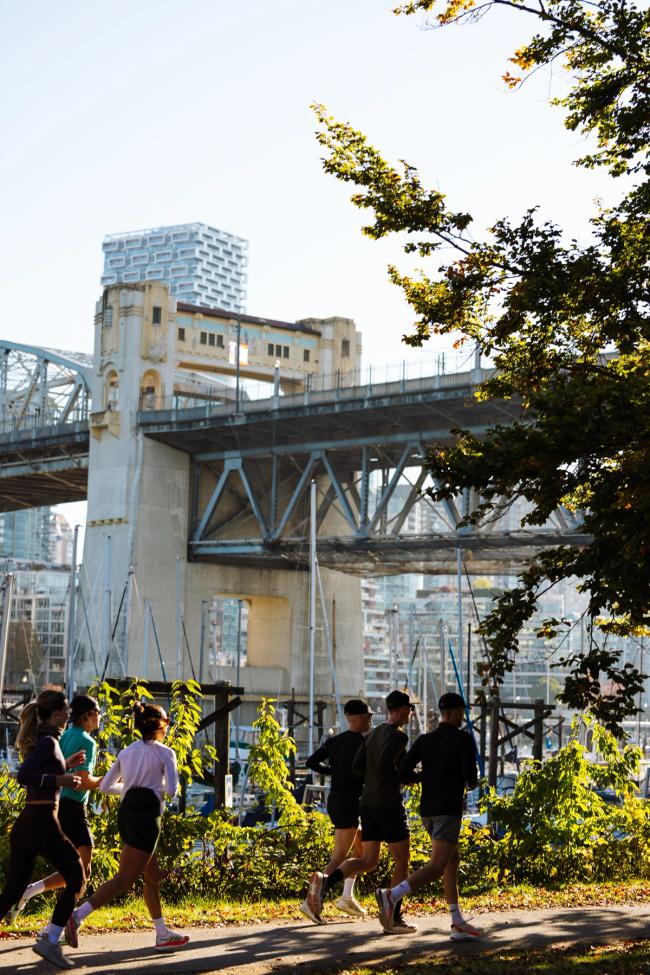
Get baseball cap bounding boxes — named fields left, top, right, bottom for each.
left=344, top=699, right=373, bottom=715
left=438, top=692, right=465, bottom=711
left=385, top=690, right=415, bottom=711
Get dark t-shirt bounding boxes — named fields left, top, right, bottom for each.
left=305, top=730, right=364, bottom=798
left=16, top=724, right=66, bottom=802
left=400, top=723, right=478, bottom=818
left=352, top=722, right=408, bottom=810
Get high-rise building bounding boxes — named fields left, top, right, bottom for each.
left=101, top=223, right=248, bottom=313
left=0, top=508, right=51, bottom=562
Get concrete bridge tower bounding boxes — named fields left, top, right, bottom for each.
left=78, top=283, right=364, bottom=730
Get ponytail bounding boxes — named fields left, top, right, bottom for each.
left=15, top=702, right=39, bottom=758
left=15, top=687, right=67, bottom=757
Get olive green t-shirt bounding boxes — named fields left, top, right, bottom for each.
left=352, top=722, right=408, bottom=810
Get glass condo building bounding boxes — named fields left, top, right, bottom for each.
left=101, top=223, right=248, bottom=313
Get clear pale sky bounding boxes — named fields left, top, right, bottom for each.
left=1, top=0, right=613, bottom=370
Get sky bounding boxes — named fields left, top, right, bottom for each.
left=0, top=0, right=615, bottom=527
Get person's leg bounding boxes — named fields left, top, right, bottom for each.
left=144, top=855, right=190, bottom=949
left=306, top=841, right=381, bottom=919
left=29, top=844, right=92, bottom=898
left=443, top=847, right=482, bottom=939
left=77, top=845, right=150, bottom=916
left=0, top=817, right=37, bottom=921
left=323, top=827, right=358, bottom=876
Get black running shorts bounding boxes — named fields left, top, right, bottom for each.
left=118, top=787, right=162, bottom=854
left=359, top=805, right=409, bottom=843
left=327, top=792, right=360, bottom=830
left=58, top=797, right=94, bottom=849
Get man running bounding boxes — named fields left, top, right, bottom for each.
left=306, top=690, right=417, bottom=934
left=376, top=691, right=481, bottom=940
left=300, top=699, right=373, bottom=922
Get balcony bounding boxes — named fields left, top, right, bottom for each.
left=90, top=410, right=120, bottom=439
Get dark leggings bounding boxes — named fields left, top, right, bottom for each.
left=0, top=804, right=84, bottom=927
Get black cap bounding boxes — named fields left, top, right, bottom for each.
left=344, top=698, right=373, bottom=716
left=385, top=690, right=415, bottom=711
left=438, top=692, right=465, bottom=711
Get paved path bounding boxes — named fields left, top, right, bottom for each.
left=2, top=905, right=648, bottom=975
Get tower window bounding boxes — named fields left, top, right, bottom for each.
left=178, top=327, right=186, bottom=342
left=283, top=346, right=289, bottom=358
left=268, top=343, right=274, bottom=356
left=208, top=333, right=215, bottom=346
left=275, top=344, right=282, bottom=357
left=200, top=332, right=207, bottom=345
left=152, top=306, right=162, bottom=325
left=217, top=335, right=224, bottom=348
left=303, top=349, right=310, bottom=362
left=342, top=338, right=350, bottom=357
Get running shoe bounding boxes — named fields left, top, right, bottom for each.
left=306, top=871, right=325, bottom=919
left=299, top=898, right=325, bottom=924
left=8, top=896, right=27, bottom=924
left=375, top=888, right=394, bottom=932
left=450, top=920, right=483, bottom=941
left=155, top=931, right=190, bottom=951
left=335, top=895, right=367, bottom=917
left=32, top=939, right=75, bottom=970
left=392, top=918, right=418, bottom=934
left=64, top=910, right=79, bottom=948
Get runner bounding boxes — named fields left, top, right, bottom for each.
left=300, top=698, right=373, bottom=923
left=10, top=694, right=102, bottom=926
left=306, top=689, right=417, bottom=934
left=65, top=701, right=190, bottom=953
left=376, top=691, right=481, bottom=940
left=0, top=688, right=85, bottom=970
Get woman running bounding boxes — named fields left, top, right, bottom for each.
left=66, top=701, right=189, bottom=953
left=10, top=695, right=102, bottom=924
left=0, top=688, right=85, bottom=971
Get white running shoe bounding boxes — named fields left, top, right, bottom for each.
left=299, top=898, right=325, bottom=924
left=155, top=931, right=190, bottom=951
left=335, top=895, right=367, bottom=917
left=32, top=939, right=75, bottom=970
left=450, top=920, right=483, bottom=941
left=8, top=897, right=27, bottom=924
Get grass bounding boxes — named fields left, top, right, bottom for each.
left=3, top=879, right=650, bottom=936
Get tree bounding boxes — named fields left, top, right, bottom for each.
left=313, top=0, right=650, bottom=731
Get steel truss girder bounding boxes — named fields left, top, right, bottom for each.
left=190, top=442, right=587, bottom=573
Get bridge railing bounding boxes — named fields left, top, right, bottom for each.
left=140, top=356, right=494, bottom=417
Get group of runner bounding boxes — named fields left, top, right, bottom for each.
left=301, top=689, right=482, bottom=939
left=0, top=687, right=188, bottom=970
left=0, top=684, right=480, bottom=969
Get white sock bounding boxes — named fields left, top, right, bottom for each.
left=153, top=917, right=170, bottom=938
left=25, top=880, right=46, bottom=902
left=47, top=924, right=64, bottom=945
left=390, top=880, right=411, bottom=901
left=342, top=877, right=355, bottom=899
left=449, top=903, right=464, bottom=926
left=75, top=900, right=95, bottom=924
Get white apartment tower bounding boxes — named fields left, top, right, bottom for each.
left=101, top=223, right=248, bottom=313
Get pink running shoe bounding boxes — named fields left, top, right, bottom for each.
left=450, top=920, right=483, bottom=941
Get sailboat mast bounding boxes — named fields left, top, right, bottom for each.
left=308, top=479, right=317, bottom=754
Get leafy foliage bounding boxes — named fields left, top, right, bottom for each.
left=312, top=0, right=650, bottom=730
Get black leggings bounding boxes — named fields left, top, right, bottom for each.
left=0, top=804, right=84, bottom=927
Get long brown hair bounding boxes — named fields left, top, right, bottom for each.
left=15, top=687, right=67, bottom=757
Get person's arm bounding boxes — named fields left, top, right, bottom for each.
left=162, top=747, right=179, bottom=798
left=461, top=733, right=479, bottom=790
left=16, top=737, right=78, bottom=790
left=98, top=754, right=124, bottom=796
left=398, top=737, right=422, bottom=784
left=305, top=742, right=331, bottom=776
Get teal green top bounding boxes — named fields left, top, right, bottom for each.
left=60, top=725, right=97, bottom=805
